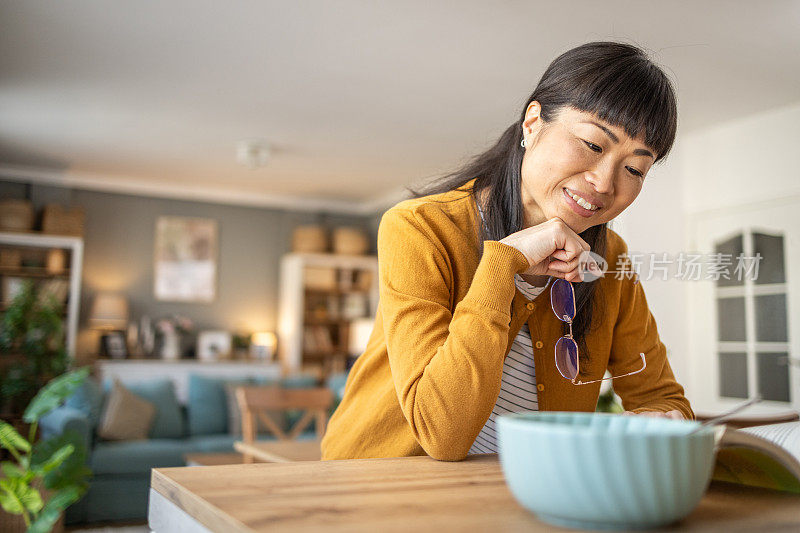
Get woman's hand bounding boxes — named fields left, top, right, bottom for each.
left=622, top=410, right=684, bottom=420
left=499, top=217, right=600, bottom=281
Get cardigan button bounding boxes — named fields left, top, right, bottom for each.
left=535, top=341, right=544, bottom=349
left=526, top=302, right=535, bottom=310
left=537, top=384, right=545, bottom=392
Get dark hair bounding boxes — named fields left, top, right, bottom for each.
left=407, top=41, right=678, bottom=364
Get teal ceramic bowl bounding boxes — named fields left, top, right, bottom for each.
left=497, top=412, right=716, bottom=530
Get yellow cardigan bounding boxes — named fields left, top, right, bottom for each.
left=321, top=178, right=693, bottom=461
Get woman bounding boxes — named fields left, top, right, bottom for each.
left=321, top=41, right=693, bottom=462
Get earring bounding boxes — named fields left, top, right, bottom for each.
left=520, top=138, right=527, bottom=148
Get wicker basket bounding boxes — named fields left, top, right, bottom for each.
left=292, top=225, right=328, bottom=253
left=332, top=226, right=368, bottom=255
left=41, top=204, right=85, bottom=237
left=0, top=249, right=22, bottom=269
left=0, top=200, right=35, bottom=232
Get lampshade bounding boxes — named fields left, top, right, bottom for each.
left=348, top=318, right=375, bottom=356
left=89, top=293, right=129, bottom=331
left=250, top=331, right=277, bottom=360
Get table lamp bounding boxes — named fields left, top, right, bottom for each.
left=348, top=317, right=375, bottom=357
left=250, top=331, right=277, bottom=361
left=89, top=293, right=129, bottom=358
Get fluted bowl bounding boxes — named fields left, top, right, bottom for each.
left=497, top=412, right=716, bottom=530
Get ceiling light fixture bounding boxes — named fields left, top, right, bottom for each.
left=236, top=139, right=271, bottom=169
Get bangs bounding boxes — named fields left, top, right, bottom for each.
left=571, top=62, right=677, bottom=163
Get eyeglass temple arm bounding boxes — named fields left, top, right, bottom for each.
left=572, top=352, right=646, bottom=386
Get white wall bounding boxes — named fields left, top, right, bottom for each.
left=615, top=101, right=800, bottom=410
left=612, top=138, right=690, bottom=387
left=681, top=101, right=800, bottom=215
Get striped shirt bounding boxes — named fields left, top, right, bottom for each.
left=467, top=275, right=546, bottom=454
left=468, top=196, right=550, bottom=454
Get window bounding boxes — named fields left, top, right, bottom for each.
left=715, top=230, right=791, bottom=402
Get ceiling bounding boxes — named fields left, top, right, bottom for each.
left=1, top=1, right=799, bottom=213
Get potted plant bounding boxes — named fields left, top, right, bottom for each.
left=1, top=281, right=68, bottom=422
left=595, top=374, right=624, bottom=414
left=1, top=367, right=92, bottom=533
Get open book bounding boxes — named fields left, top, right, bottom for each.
left=712, top=421, right=800, bottom=493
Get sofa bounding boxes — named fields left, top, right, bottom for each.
left=39, top=371, right=345, bottom=524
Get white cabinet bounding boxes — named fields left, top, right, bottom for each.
left=0, top=231, right=83, bottom=359
left=689, top=199, right=799, bottom=413
left=278, top=253, right=378, bottom=378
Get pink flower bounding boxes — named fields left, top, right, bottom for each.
left=176, top=316, right=193, bottom=331
left=157, top=320, right=175, bottom=334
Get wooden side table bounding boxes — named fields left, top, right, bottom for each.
left=184, top=452, right=246, bottom=467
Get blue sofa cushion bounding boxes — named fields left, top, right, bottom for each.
left=103, top=378, right=185, bottom=439
left=91, top=439, right=189, bottom=475
left=65, top=378, right=105, bottom=430
left=187, top=374, right=251, bottom=436
left=186, top=434, right=239, bottom=453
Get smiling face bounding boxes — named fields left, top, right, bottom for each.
left=519, top=101, right=656, bottom=234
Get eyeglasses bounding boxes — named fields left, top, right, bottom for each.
left=550, top=278, right=646, bottom=386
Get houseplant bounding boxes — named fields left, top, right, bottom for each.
left=1, top=367, right=92, bottom=533
left=1, top=280, right=68, bottom=421
left=595, top=374, right=624, bottom=414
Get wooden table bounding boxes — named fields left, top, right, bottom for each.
left=233, top=439, right=322, bottom=463
left=149, top=454, right=800, bottom=532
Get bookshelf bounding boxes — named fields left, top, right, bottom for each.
left=0, top=231, right=84, bottom=359
left=278, top=252, right=378, bottom=379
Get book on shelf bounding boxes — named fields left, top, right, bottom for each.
left=341, top=292, right=368, bottom=320
left=303, top=325, right=334, bottom=354
left=712, top=421, right=800, bottom=493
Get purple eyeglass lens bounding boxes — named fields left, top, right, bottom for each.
left=550, top=279, right=575, bottom=322
left=555, top=337, right=579, bottom=380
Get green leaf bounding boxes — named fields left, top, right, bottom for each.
left=1, top=461, right=24, bottom=479
left=0, top=480, right=24, bottom=514
left=18, top=483, right=42, bottom=514
left=31, top=443, right=73, bottom=476
left=23, top=367, right=89, bottom=423
left=33, top=431, right=90, bottom=493
left=27, top=486, right=80, bottom=533
left=0, top=420, right=31, bottom=454
left=0, top=478, right=42, bottom=514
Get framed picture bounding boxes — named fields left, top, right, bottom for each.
left=102, top=332, right=128, bottom=359
left=154, top=216, right=218, bottom=302
left=197, top=330, right=232, bottom=361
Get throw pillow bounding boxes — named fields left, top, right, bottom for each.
left=97, top=379, right=156, bottom=441
left=101, top=378, right=186, bottom=439
left=125, top=379, right=185, bottom=439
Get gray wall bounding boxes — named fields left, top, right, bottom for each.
left=0, top=181, right=376, bottom=359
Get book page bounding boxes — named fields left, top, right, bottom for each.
left=739, top=421, right=800, bottom=460
left=713, top=421, right=800, bottom=493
